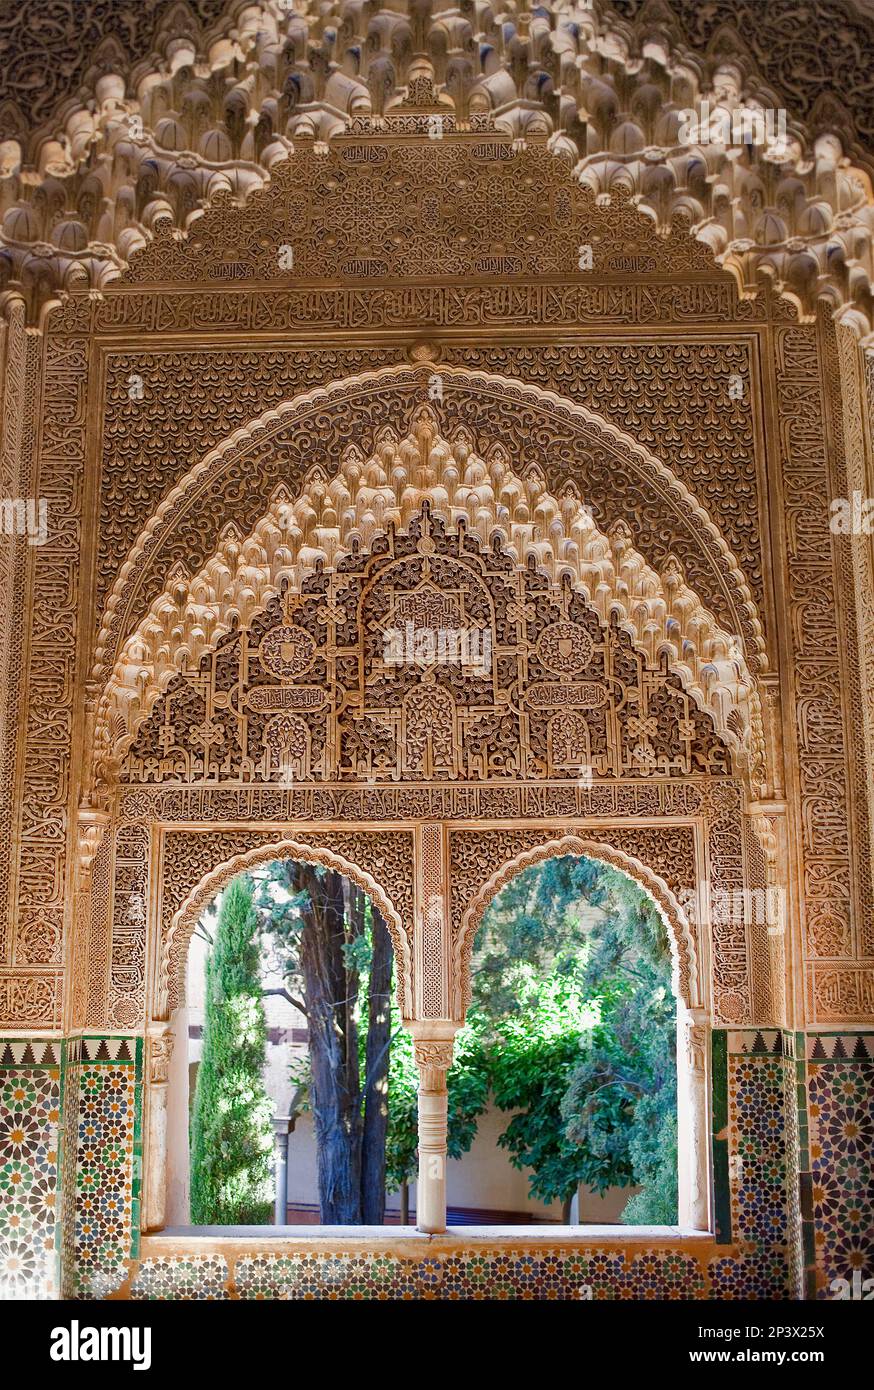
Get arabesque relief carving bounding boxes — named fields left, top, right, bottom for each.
left=91, top=507, right=763, bottom=1035
left=776, top=325, right=874, bottom=1023
left=104, top=409, right=760, bottom=789
left=91, top=342, right=767, bottom=655
left=117, top=499, right=735, bottom=786
left=2, top=3, right=873, bottom=340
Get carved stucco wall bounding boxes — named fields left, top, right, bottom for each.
left=0, top=60, right=871, bottom=1299
left=776, top=319, right=874, bottom=1023
left=0, top=139, right=869, bottom=1035
left=2, top=1, right=874, bottom=339
left=0, top=301, right=38, bottom=975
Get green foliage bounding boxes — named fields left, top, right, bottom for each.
left=196, top=854, right=677, bottom=1227
left=445, top=1025, right=490, bottom=1160
left=189, top=875, right=274, bottom=1225
left=468, top=965, right=594, bottom=1205
left=383, top=1017, right=418, bottom=1193
left=621, top=1104, right=679, bottom=1225
left=252, top=867, right=309, bottom=996
left=471, top=855, right=678, bottom=1220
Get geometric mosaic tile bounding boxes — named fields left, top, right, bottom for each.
left=109, top=1034, right=798, bottom=1301
left=127, top=1248, right=714, bottom=1301
left=0, top=1063, right=61, bottom=1298
left=808, top=1055, right=874, bottom=1297
left=73, top=1054, right=141, bottom=1298
left=718, top=1049, right=791, bottom=1299
left=130, top=1255, right=229, bottom=1301
left=122, top=1230, right=803, bottom=1300
left=0, top=1027, right=817, bottom=1301
left=806, top=1033, right=874, bottom=1061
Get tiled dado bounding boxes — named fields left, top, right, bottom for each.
left=8, top=1029, right=870, bottom=1300
left=804, top=1032, right=874, bottom=1299
left=0, top=1035, right=142, bottom=1300
left=713, top=1030, right=796, bottom=1300
left=0, top=1039, right=62, bottom=1299
left=66, top=1036, right=143, bottom=1299
left=126, top=1234, right=718, bottom=1300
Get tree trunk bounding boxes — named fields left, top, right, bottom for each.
left=296, top=866, right=363, bottom=1223
left=400, top=1181, right=409, bottom=1226
left=273, top=866, right=394, bottom=1227
left=361, top=905, right=393, bottom=1223
left=561, top=1192, right=574, bottom=1225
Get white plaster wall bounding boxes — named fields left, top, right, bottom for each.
left=282, top=1095, right=631, bottom=1222
left=445, top=1106, right=561, bottom=1217
left=578, top=1183, right=638, bottom=1222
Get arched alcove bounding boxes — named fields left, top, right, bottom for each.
left=164, top=853, right=401, bottom=1231
left=456, top=839, right=710, bottom=1231
left=99, top=446, right=766, bottom=1240
left=144, top=836, right=410, bottom=1233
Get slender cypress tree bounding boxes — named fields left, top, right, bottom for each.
left=190, top=874, right=274, bottom=1224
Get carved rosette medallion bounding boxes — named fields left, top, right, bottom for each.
left=257, top=625, right=316, bottom=680
left=536, top=621, right=594, bottom=676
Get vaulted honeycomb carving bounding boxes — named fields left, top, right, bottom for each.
left=1, top=3, right=872, bottom=336
left=122, top=504, right=731, bottom=787
left=92, top=357, right=767, bottom=679
left=102, top=396, right=761, bottom=776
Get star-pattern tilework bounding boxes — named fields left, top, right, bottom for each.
left=128, top=1248, right=711, bottom=1300
left=0, top=1064, right=60, bottom=1298
left=73, top=1048, right=141, bottom=1298
left=705, top=1036, right=792, bottom=1299
left=808, top=1055, right=874, bottom=1297
left=130, top=1255, right=229, bottom=1300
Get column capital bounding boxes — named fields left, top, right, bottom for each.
left=406, top=1018, right=459, bottom=1042
left=413, top=1039, right=454, bottom=1069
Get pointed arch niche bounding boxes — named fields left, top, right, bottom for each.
left=77, top=371, right=780, bottom=1241
left=149, top=835, right=411, bottom=1234
left=457, top=835, right=710, bottom=1232
left=88, top=366, right=771, bottom=799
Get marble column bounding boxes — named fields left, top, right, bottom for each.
left=412, top=1035, right=455, bottom=1233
